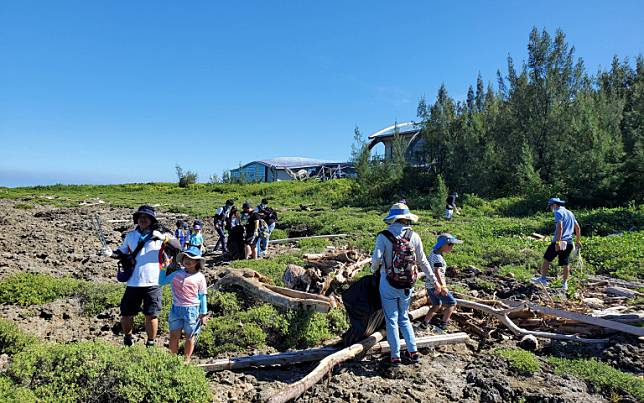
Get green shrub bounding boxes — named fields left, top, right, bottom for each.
left=196, top=304, right=288, bottom=356
left=0, top=376, right=37, bottom=403
left=549, top=357, right=644, bottom=401
left=298, top=237, right=329, bottom=253
left=326, top=308, right=349, bottom=335
left=230, top=253, right=306, bottom=284
left=493, top=348, right=541, bottom=375
left=8, top=342, right=211, bottom=402
left=208, top=290, right=240, bottom=315
left=474, top=278, right=496, bottom=292
left=13, top=203, right=34, bottom=210
left=0, top=273, right=78, bottom=306
left=285, top=310, right=335, bottom=349
left=498, top=265, right=535, bottom=283
left=77, top=282, right=124, bottom=316
left=0, top=319, right=38, bottom=355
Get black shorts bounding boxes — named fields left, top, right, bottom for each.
left=120, top=286, right=163, bottom=317
left=543, top=243, right=574, bottom=266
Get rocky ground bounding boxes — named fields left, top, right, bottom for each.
left=0, top=199, right=641, bottom=402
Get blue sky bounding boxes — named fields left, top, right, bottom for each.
left=1, top=1, right=642, bottom=186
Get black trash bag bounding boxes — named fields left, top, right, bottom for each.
left=227, top=225, right=245, bottom=260
left=341, top=273, right=384, bottom=346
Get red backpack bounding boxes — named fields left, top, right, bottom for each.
left=379, top=229, right=418, bottom=289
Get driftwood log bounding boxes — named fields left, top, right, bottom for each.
left=267, top=306, right=431, bottom=403
left=269, top=234, right=349, bottom=244
left=457, top=299, right=609, bottom=344
left=214, top=273, right=334, bottom=313
left=198, top=333, right=467, bottom=372
left=522, top=302, right=644, bottom=337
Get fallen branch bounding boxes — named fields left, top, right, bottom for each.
left=269, top=234, right=349, bottom=244
left=215, top=273, right=333, bottom=313
left=198, top=333, right=467, bottom=372
left=263, top=283, right=337, bottom=308
left=456, top=299, right=608, bottom=344
left=267, top=306, right=430, bottom=403
left=523, top=302, right=644, bottom=337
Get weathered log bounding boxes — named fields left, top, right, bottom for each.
left=198, top=333, right=467, bottom=372
left=269, top=234, right=349, bottom=244
left=605, top=286, right=642, bottom=299
left=215, top=273, right=333, bottom=313
left=588, top=275, right=644, bottom=290
left=457, top=299, right=608, bottom=344
left=263, top=283, right=337, bottom=307
left=267, top=306, right=430, bottom=403
left=523, top=302, right=644, bottom=337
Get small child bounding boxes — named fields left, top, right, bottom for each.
left=186, top=221, right=204, bottom=256
left=175, top=220, right=187, bottom=250
left=159, top=251, right=208, bottom=363
left=422, top=233, right=463, bottom=331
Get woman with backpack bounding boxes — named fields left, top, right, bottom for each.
left=371, top=202, right=440, bottom=366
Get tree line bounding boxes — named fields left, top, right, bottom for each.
left=352, top=27, right=643, bottom=209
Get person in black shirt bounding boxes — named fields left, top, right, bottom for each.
left=241, top=202, right=261, bottom=259
left=445, top=192, right=459, bottom=220
left=255, top=198, right=278, bottom=257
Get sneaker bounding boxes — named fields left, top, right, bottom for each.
left=532, top=276, right=549, bottom=285
left=145, top=340, right=155, bottom=348
left=123, top=335, right=134, bottom=347
left=402, top=351, right=420, bottom=364
left=434, top=321, right=448, bottom=332
left=562, top=281, right=568, bottom=291
left=419, top=320, right=431, bottom=330
left=388, top=357, right=402, bottom=367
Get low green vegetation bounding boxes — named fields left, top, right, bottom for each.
left=229, top=253, right=307, bottom=284
left=549, top=357, right=644, bottom=401
left=298, top=237, right=330, bottom=253
left=0, top=273, right=124, bottom=315
left=0, top=376, right=37, bottom=403
left=6, top=342, right=212, bottom=402
left=498, top=265, right=534, bottom=283
left=493, top=348, right=541, bottom=375
left=0, top=319, right=38, bottom=355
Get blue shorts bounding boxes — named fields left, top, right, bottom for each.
left=168, top=305, right=200, bottom=335
left=428, top=288, right=457, bottom=306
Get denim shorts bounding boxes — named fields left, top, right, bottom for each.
left=168, top=305, right=199, bottom=335
left=428, top=288, right=457, bottom=306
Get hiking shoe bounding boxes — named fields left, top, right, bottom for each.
left=402, top=351, right=420, bottom=364
left=388, top=357, right=402, bottom=367
left=123, top=335, right=134, bottom=347
left=532, top=276, right=549, bottom=286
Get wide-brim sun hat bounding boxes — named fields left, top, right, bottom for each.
left=432, top=233, right=463, bottom=252
left=178, top=251, right=205, bottom=270
left=132, top=205, right=157, bottom=224
left=383, top=203, right=419, bottom=224
left=547, top=197, right=566, bottom=206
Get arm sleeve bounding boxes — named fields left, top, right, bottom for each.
left=158, top=269, right=177, bottom=286
left=117, top=231, right=134, bottom=254
left=198, top=293, right=208, bottom=315
left=414, top=233, right=437, bottom=286
left=370, top=234, right=385, bottom=273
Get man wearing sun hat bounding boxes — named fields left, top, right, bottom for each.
left=105, top=205, right=177, bottom=347
left=371, top=202, right=440, bottom=366
left=533, top=198, right=581, bottom=291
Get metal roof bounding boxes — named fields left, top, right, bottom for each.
left=253, top=157, right=347, bottom=169
left=367, top=121, right=423, bottom=140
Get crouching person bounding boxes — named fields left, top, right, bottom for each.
left=159, top=251, right=208, bottom=363
left=421, top=233, right=463, bottom=331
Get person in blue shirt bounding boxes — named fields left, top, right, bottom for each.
left=186, top=221, right=204, bottom=256
left=174, top=220, right=188, bottom=250
left=533, top=198, right=582, bottom=291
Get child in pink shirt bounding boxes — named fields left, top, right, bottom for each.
left=159, top=251, right=208, bottom=362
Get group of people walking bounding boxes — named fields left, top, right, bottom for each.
left=104, top=194, right=580, bottom=365
left=213, top=198, right=278, bottom=260
left=366, top=196, right=581, bottom=366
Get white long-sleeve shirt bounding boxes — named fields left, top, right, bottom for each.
left=370, top=222, right=438, bottom=287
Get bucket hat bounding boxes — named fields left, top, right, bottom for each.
left=383, top=203, right=419, bottom=224
left=547, top=197, right=566, bottom=206
left=432, top=233, right=463, bottom=252
left=178, top=251, right=205, bottom=270
left=133, top=205, right=157, bottom=224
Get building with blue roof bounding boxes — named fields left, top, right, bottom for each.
left=230, top=157, right=355, bottom=182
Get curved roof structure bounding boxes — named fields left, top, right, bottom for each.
left=256, top=157, right=345, bottom=169
left=367, top=121, right=423, bottom=140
